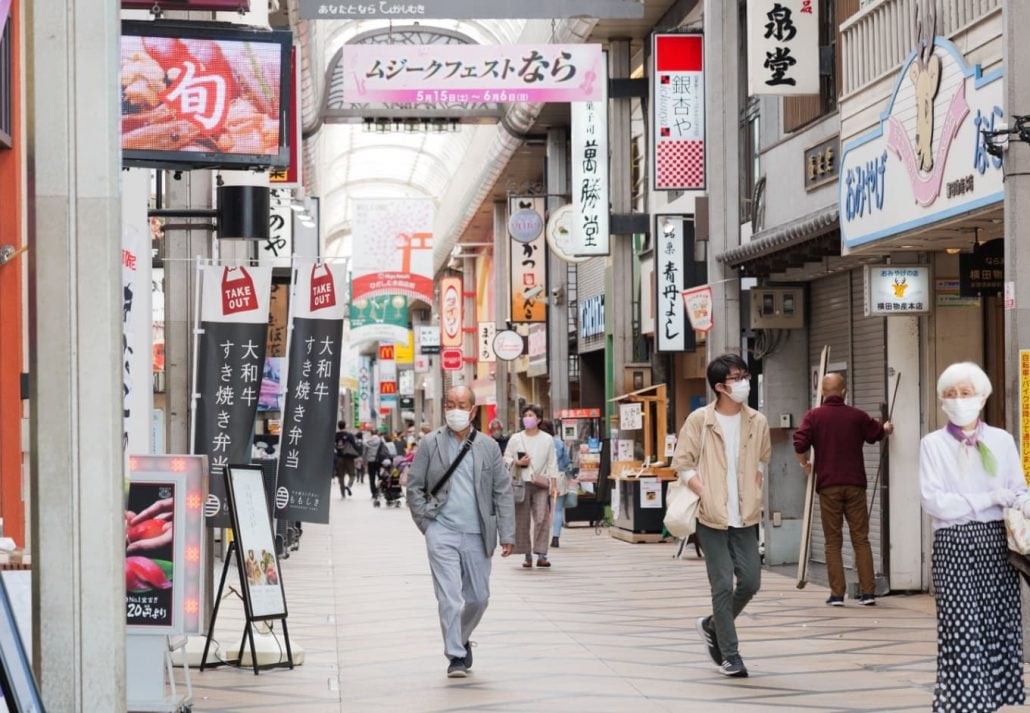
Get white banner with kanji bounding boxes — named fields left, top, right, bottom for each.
left=351, top=199, right=434, bottom=305
left=570, top=58, right=610, bottom=256
left=653, top=34, right=705, bottom=191
left=747, top=0, right=819, bottom=96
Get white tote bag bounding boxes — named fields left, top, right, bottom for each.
left=663, top=421, right=706, bottom=538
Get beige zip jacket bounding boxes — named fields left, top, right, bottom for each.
left=670, top=402, right=771, bottom=530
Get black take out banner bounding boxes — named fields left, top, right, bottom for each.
left=273, top=318, right=342, bottom=523
left=196, top=322, right=268, bottom=527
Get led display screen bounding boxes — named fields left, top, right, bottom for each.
left=121, top=21, right=291, bottom=169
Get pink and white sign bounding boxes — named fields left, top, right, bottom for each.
left=682, top=285, right=714, bottom=333
left=839, top=38, right=1004, bottom=251
left=341, top=44, right=604, bottom=104
left=351, top=199, right=434, bottom=305
left=653, top=34, right=705, bottom=191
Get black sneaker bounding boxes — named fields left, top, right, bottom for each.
left=695, top=616, right=721, bottom=666
left=859, top=594, right=876, bottom=606
left=447, top=657, right=468, bottom=678
left=551, top=536, right=560, bottom=548
left=719, top=654, right=748, bottom=678
left=463, top=641, right=474, bottom=671
left=826, top=595, right=845, bottom=607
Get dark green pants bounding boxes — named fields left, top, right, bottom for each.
left=696, top=522, right=761, bottom=658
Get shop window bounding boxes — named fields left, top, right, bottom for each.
left=0, top=19, right=11, bottom=149
left=782, top=0, right=859, bottom=133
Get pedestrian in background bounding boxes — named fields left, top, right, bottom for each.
left=363, top=428, right=385, bottom=501
left=334, top=420, right=359, bottom=498
left=489, top=418, right=509, bottom=454
left=672, top=353, right=770, bottom=678
left=406, top=386, right=515, bottom=678
left=793, top=373, right=893, bottom=606
left=542, top=420, right=574, bottom=548
left=505, top=404, right=558, bottom=568
left=920, top=362, right=1029, bottom=713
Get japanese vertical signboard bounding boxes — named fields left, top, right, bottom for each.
left=1021, top=350, right=1030, bottom=484
left=122, top=170, right=153, bottom=457
left=351, top=199, right=435, bottom=305
left=340, top=44, right=604, bottom=104
left=357, top=355, right=373, bottom=426
left=655, top=218, right=694, bottom=352
left=274, top=261, right=347, bottom=524
left=478, top=322, right=497, bottom=363
left=570, top=58, right=610, bottom=256
left=262, top=190, right=294, bottom=268
left=509, top=196, right=547, bottom=322
left=194, top=263, right=272, bottom=527
left=747, top=0, right=819, bottom=95
left=653, top=34, right=705, bottom=191
left=440, top=276, right=464, bottom=349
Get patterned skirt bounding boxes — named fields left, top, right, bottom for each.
left=931, top=519, right=1025, bottom=713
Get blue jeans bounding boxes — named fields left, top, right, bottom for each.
left=552, top=496, right=565, bottom=537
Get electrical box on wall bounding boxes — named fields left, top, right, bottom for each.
left=750, top=287, right=805, bottom=330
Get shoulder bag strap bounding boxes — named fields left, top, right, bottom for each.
left=430, top=430, right=478, bottom=497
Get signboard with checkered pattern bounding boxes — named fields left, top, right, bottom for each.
left=653, top=34, right=705, bottom=191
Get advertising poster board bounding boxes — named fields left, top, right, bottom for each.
left=227, top=465, right=287, bottom=620
left=125, top=482, right=176, bottom=630
left=653, top=34, right=705, bottom=190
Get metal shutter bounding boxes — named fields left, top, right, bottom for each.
left=577, top=256, right=607, bottom=354
left=807, top=273, right=851, bottom=570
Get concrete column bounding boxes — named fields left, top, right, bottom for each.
left=608, top=40, right=634, bottom=401
left=26, top=0, right=126, bottom=709
left=703, top=0, right=742, bottom=358
left=493, top=202, right=511, bottom=428
left=546, top=129, right=571, bottom=412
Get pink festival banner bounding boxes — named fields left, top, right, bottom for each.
left=351, top=199, right=435, bottom=305
left=341, top=44, right=604, bottom=104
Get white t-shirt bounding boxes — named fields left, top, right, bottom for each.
left=715, top=411, right=743, bottom=528
left=505, top=430, right=558, bottom=482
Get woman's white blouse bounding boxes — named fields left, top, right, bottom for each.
left=919, top=424, right=1030, bottom=531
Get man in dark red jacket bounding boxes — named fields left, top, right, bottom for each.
left=793, top=373, right=893, bottom=606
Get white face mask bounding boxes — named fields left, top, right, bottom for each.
left=445, top=408, right=471, bottom=432
left=727, top=380, right=750, bottom=404
left=942, top=397, right=983, bottom=427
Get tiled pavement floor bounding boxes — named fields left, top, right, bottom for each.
left=181, top=485, right=1030, bottom=712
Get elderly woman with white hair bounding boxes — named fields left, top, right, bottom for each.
left=919, top=361, right=1029, bottom=713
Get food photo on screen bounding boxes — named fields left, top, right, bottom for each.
left=125, top=482, right=176, bottom=628
left=120, top=22, right=290, bottom=167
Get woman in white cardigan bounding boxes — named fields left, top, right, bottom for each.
left=919, top=362, right=1030, bottom=713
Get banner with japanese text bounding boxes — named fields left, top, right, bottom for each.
left=274, top=261, right=347, bottom=524
left=655, top=217, right=697, bottom=352
left=351, top=199, right=434, bottom=305
left=440, top=276, right=464, bottom=348
left=747, top=0, right=819, bottom=96
left=341, top=44, right=604, bottom=104
left=653, top=34, right=705, bottom=191
left=570, top=58, right=610, bottom=256
left=509, top=196, right=547, bottom=323
left=122, top=170, right=153, bottom=458
left=193, top=263, right=272, bottom=527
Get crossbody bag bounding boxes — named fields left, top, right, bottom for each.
left=430, top=430, right=477, bottom=498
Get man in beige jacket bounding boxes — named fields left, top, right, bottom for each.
left=672, top=353, right=771, bottom=678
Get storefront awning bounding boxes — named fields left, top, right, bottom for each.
left=719, top=205, right=840, bottom=277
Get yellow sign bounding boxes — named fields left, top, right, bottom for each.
left=395, top=331, right=415, bottom=365
left=1021, top=350, right=1030, bottom=484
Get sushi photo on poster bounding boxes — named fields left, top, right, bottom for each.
left=125, top=482, right=176, bottom=628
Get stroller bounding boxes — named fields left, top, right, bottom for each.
left=374, top=457, right=404, bottom=508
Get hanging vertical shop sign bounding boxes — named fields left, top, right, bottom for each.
left=747, top=0, right=819, bottom=96
left=193, top=263, right=272, bottom=527
left=509, top=196, right=547, bottom=323
left=1021, top=350, right=1030, bottom=484
left=570, top=57, right=610, bottom=256
left=653, top=33, right=705, bottom=191
left=378, top=344, right=398, bottom=407
left=348, top=294, right=409, bottom=346
left=358, top=355, right=373, bottom=425
left=527, top=323, right=548, bottom=377
left=478, top=322, right=497, bottom=363
left=440, top=276, right=464, bottom=348
left=123, top=170, right=153, bottom=458
left=681, top=285, right=714, bottom=332
left=262, top=191, right=294, bottom=269
left=351, top=199, right=435, bottom=304
left=274, top=261, right=347, bottom=524
left=655, top=217, right=696, bottom=352
left=417, top=325, right=441, bottom=355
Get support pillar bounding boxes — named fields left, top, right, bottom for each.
left=493, top=202, right=512, bottom=428
left=26, top=0, right=126, bottom=709
left=703, top=0, right=742, bottom=359
left=546, top=128, right=571, bottom=413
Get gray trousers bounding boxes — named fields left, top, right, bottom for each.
left=696, top=522, right=761, bottom=659
left=514, top=482, right=552, bottom=556
left=425, top=520, right=491, bottom=659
